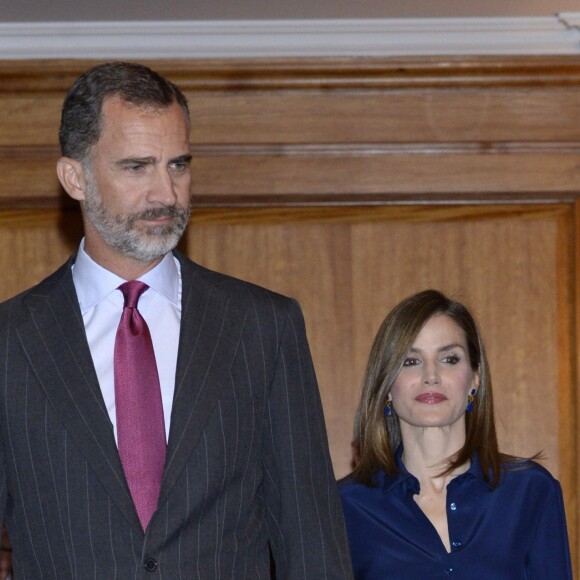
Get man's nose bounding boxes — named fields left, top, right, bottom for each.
left=149, top=169, right=178, bottom=206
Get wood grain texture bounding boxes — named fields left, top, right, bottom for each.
left=186, top=90, right=580, bottom=144
left=1, top=56, right=580, bottom=91
left=0, top=210, right=82, bottom=300
left=2, top=146, right=579, bottom=207
left=574, top=199, right=580, bottom=567
left=0, top=56, right=579, bottom=208
left=188, top=150, right=580, bottom=198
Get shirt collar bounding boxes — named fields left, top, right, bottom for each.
left=72, top=239, right=180, bottom=312
left=459, top=452, right=493, bottom=489
left=380, top=446, right=419, bottom=494
left=381, top=445, right=491, bottom=494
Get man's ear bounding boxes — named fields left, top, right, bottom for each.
left=56, top=157, right=87, bottom=201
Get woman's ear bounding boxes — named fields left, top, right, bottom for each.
left=472, top=368, right=481, bottom=393
left=56, top=157, right=87, bottom=201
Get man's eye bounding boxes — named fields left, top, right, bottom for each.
left=170, top=161, right=190, bottom=172
left=126, top=163, right=145, bottom=172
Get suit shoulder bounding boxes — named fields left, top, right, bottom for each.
left=183, top=256, right=299, bottom=312
left=0, top=259, right=73, bottom=317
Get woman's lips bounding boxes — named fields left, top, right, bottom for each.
left=415, top=392, right=448, bottom=404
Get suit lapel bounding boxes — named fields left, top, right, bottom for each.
left=16, top=259, right=142, bottom=532
left=159, top=254, right=246, bottom=502
left=17, top=254, right=247, bottom=526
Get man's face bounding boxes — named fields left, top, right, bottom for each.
left=81, top=96, right=192, bottom=264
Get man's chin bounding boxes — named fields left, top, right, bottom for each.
left=141, top=224, right=179, bottom=237
left=112, top=232, right=181, bottom=262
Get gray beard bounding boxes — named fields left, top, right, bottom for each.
left=83, top=176, right=191, bottom=263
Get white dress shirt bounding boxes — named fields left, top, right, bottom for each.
left=72, top=240, right=181, bottom=444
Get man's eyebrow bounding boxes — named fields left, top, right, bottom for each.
left=116, top=156, right=157, bottom=166
left=170, top=154, right=192, bottom=164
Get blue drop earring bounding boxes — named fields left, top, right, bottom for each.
left=466, top=388, right=477, bottom=413
left=384, top=400, right=393, bottom=417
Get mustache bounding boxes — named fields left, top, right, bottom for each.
left=128, top=205, right=191, bottom=223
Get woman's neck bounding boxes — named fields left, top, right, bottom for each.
left=401, top=426, right=469, bottom=491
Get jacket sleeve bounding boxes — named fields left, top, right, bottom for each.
left=261, top=298, right=354, bottom=579
left=0, top=306, right=12, bottom=579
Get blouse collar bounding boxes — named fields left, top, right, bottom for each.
left=380, top=445, right=493, bottom=495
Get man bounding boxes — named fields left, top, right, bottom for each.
left=0, top=62, right=353, bottom=578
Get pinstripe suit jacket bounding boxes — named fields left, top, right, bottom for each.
left=0, top=251, right=353, bottom=579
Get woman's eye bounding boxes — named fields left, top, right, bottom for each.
left=403, top=357, right=420, bottom=367
left=443, top=354, right=460, bottom=365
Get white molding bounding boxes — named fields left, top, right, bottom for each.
left=559, top=12, right=580, bottom=29
left=0, top=16, right=579, bottom=59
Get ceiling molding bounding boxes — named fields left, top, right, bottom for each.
left=0, top=16, right=579, bottom=59
left=559, top=12, right=580, bottom=28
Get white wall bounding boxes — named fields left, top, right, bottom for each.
left=2, top=0, right=579, bottom=22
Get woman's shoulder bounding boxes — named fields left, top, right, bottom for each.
left=338, top=473, right=374, bottom=494
left=338, top=472, right=384, bottom=502
left=499, top=459, right=562, bottom=493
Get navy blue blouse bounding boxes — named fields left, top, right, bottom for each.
left=340, top=450, right=572, bottom=579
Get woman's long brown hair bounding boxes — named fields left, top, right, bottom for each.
left=350, top=289, right=528, bottom=488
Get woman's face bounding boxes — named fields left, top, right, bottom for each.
left=390, top=314, right=479, bottom=435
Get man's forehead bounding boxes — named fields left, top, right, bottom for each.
left=101, top=96, right=172, bottom=124
left=97, top=97, right=189, bottom=146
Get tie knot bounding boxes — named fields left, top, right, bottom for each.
left=118, top=280, right=149, bottom=309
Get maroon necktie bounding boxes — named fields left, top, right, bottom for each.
left=114, top=280, right=166, bottom=531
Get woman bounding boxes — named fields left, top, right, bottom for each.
left=340, top=289, right=572, bottom=579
